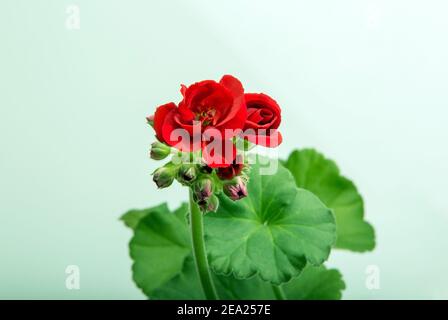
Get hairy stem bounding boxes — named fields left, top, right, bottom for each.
left=272, top=285, right=286, bottom=300
left=189, top=190, right=219, bottom=300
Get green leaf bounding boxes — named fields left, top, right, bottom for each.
left=152, top=261, right=346, bottom=300
left=123, top=200, right=344, bottom=300
left=214, top=274, right=274, bottom=300
left=128, top=203, right=192, bottom=297
left=151, top=257, right=205, bottom=299
left=205, top=157, right=336, bottom=285
left=283, top=265, right=345, bottom=300
left=283, top=149, right=375, bottom=252
left=121, top=203, right=169, bottom=230
left=214, top=265, right=345, bottom=300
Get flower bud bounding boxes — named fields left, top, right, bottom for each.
left=223, top=177, right=248, bottom=201
left=177, top=164, right=197, bottom=185
left=152, top=163, right=176, bottom=189
left=217, top=155, right=245, bottom=180
left=198, top=194, right=219, bottom=213
left=192, top=178, right=213, bottom=202
left=198, top=163, right=213, bottom=174
left=150, top=141, right=171, bottom=160
left=146, top=114, right=154, bottom=127
left=217, top=163, right=244, bottom=180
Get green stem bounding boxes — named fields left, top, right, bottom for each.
left=189, top=190, right=219, bottom=300
left=272, top=285, right=286, bottom=300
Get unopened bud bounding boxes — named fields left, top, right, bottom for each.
left=192, top=178, right=213, bottom=202
left=177, top=164, right=197, bottom=185
left=198, top=194, right=219, bottom=213
left=223, top=177, right=248, bottom=201
left=150, top=141, right=171, bottom=160
left=198, top=163, right=213, bottom=174
left=152, top=163, right=176, bottom=189
left=217, top=163, right=244, bottom=180
left=217, top=155, right=245, bottom=180
left=146, top=115, right=154, bottom=127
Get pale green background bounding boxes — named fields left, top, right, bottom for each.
left=1, top=0, right=447, bottom=299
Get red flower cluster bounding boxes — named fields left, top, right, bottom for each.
left=151, top=75, right=282, bottom=168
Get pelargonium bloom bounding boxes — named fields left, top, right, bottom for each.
left=147, top=75, right=284, bottom=209
left=243, top=93, right=282, bottom=147
left=153, top=75, right=247, bottom=168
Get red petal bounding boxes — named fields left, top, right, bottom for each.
left=244, top=93, right=281, bottom=130
left=161, top=111, right=201, bottom=152
left=180, top=84, right=187, bottom=97
left=183, top=80, right=219, bottom=113
left=202, top=135, right=237, bottom=168
left=177, top=100, right=195, bottom=122
left=216, top=105, right=247, bottom=139
left=218, top=75, right=246, bottom=127
left=244, top=130, right=283, bottom=147
left=246, top=108, right=264, bottom=124
left=220, top=75, right=244, bottom=98
left=153, top=102, right=176, bottom=143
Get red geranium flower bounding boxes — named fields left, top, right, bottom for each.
left=243, top=93, right=282, bottom=147
left=153, top=75, right=246, bottom=168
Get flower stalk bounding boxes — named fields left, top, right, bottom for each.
left=189, top=189, right=219, bottom=300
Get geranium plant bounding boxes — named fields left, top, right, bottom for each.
left=121, top=75, right=375, bottom=300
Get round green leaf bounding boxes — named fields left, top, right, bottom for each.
left=151, top=257, right=205, bottom=299
left=283, top=265, right=345, bottom=300
left=128, top=203, right=191, bottom=297
left=205, top=157, right=336, bottom=285
left=284, top=149, right=375, bottom=252
left=121, top=203, right=169, bottom=230
left=214, top=265, right=345, bottom=300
